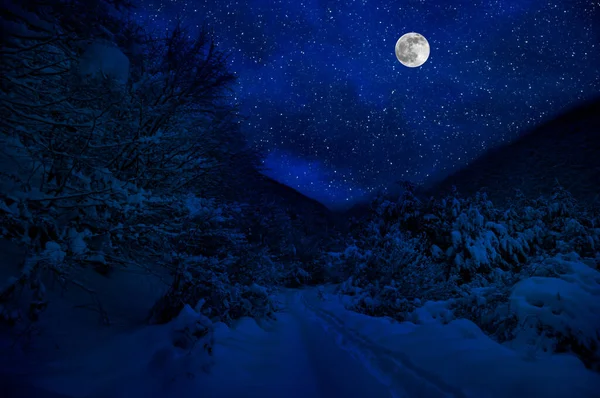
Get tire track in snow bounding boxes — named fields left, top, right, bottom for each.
left=284, top=291, right=394, bottom=398
left=297, top=291, right=469, bottom=398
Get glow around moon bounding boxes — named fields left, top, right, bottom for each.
left=395, top=32, right=430, bottom=68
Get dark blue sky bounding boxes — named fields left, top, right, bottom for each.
left=136, top=0, right=600, bottom=209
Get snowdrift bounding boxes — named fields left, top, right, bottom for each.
left=3, top=287, right=598, bottom=398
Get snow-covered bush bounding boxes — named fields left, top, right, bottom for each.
left=231, top=195, right=333, bottom=287
left=451, top=280, right=520, bottom=343
left=452, top=254, right=600, bottom=370
left=337, top=184, right=600, bottom=369
left=140, top=196, right=281, bottom=325
left=149, top=254, right=278, bottom=325
left=351, top=184, right=598, bottom=285
left=509, top=254, right=600, bottom=369
left=281, top=262, right=312, bottom=287
left=334, top=220, right=452, bottom=320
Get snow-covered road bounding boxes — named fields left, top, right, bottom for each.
left=204, top=288, right=600, bottom=398
left=195, top=290, right=392, bottom=398
left=5, top=287, right=600, bottom=398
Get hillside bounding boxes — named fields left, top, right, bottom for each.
left=424, top=97, right=600, bottom=207
left=257, top=174, right=335, bottom=226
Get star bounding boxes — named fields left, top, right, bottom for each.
left=135, top=0, right=600, bottom=209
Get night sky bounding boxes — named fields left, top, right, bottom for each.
left=135, top=0, right=600, bottom=209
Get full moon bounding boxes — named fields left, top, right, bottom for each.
left=395, top=32, right=430, bottom=68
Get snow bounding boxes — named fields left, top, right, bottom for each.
left=78, top=42, right=130, bottom=84
left=3, top=1, right=597, bottom=396
left=68, top=228, right=89, bottom=256
left=306, top=288, right=600, bottom=398
left=509, top=258, right=600, bottom=353
left=42, top=241, right=66, bottom=265
left=3, top=287, right=599, bottom=398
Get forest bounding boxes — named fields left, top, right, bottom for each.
left=1, top=1, right=599, bottom=396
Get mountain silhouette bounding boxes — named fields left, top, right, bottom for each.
left=424, top=97, right=600, bottom=207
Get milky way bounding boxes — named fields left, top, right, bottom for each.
left=135, top=0, right=600, bottom=208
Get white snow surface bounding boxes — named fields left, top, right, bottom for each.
left=2, top=287, right=599, bottom=398
left=78, top=42, right=130, bottom=84
left=506, top=257, right=600, bottom=360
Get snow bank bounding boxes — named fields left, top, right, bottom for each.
left=27, top=305, right=215, bottom=398
left=509, top=258, right=600, bottom=357
left=20, top=294, right=392, bottom=398
left=305, top=288, right=600, bottom=398
left=78, top=42, right=130, bottom=84
left=5, top=287, right=600, bottom=398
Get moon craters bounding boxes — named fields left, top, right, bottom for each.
left=395, top=32, right=430, bottom=68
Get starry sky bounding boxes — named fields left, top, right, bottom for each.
left=135, top=0, right=600, bottom=209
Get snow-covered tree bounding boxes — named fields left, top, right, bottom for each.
left=0, top=0, right=276, bottom=328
